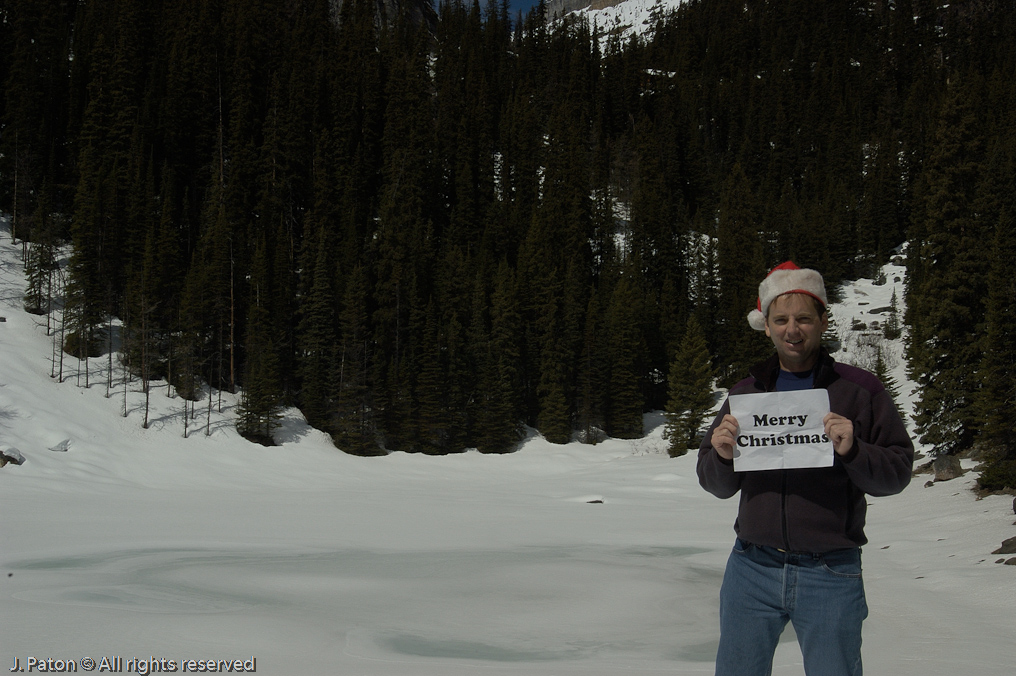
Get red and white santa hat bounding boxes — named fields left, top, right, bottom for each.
left=747, top=261, right=828, bottom=331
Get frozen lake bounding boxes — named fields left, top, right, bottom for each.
left=1, top=227, right=1014, bottom=675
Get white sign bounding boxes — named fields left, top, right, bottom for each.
left=728, top=390, right=833, bottom=472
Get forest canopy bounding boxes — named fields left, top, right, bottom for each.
left=0, top=0, right=1013, bottom=486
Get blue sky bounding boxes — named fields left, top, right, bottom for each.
left=508, top=0, right=542, bottom=16
left=451, top=0, right=544, bottom=20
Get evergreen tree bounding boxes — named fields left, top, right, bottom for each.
left=236, top=237, right=284, bottom=443
left=664, top=315, right=715, bottom=456
left=415, top=298, right=448, bottom=453
left=535, top=289, right=573, bottom=444
left=716, top=163, right=768, bottom=384
left=179, top=172, right=236, bottom=398
left=1, top=0, right=75, bottom=235
left=872, top=342, right=906, bottom=424
left=296, top=227, right=338, bottom=430
left=371, top=18, right=436, bottom=450
left=575, top=288, right=608, bottom=443
left=906, top=77, right=987, bottom=457
left=883, top=286, right=902, bottom=341
left=66, top=34, right=116, bottom=368
left=605, top=271, right=645, bottom=439
left=333, top=264, right=377, bottom=455
left=977, top=206, right=1016, bottom=489
left=472, top=261, right=524, bottom=453
left=24, top=183, right=60, bottom=318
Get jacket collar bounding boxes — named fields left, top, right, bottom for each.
left=748, top=347, right=839, bottom=392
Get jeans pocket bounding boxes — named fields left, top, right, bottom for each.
left=820, top=548, right=862, bottom=578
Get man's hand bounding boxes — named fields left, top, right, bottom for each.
left=711, top=414, right=740, bottom=460
left=823, top=412, right=855, bottom=456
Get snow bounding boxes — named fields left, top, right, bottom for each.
left=563, top=0, right=687, bottom=47
left=1, top=216, right=1014, bottom=674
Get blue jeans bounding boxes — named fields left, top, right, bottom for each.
left=715, top=538, right=867, bottom=676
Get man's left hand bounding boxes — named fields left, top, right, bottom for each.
left=823, top=412, right=855, bottom=457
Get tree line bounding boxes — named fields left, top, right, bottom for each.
left=0, top=0, right=1013, bottom=486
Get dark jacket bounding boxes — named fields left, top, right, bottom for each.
left=697, top=349, right=914, bottom=553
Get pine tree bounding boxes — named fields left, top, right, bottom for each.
left=371, top=18, right=437, bottom=450
left=575, top=288, right=608, bottom=444
left=472, top=261, right=524, bottom=453
left=24, top=183, right=60, bottom=319
left=883, top=286, right=902, bottom=341
left=179, top=171, right=236, bottom=400
left=1, top=0, right=75, bottom=238
left=977, top=206, right=1016, bottom=489
left=872, top=343, right=906, bottom=424
left=296, top=227, right=338, bottom=430
left=236, top=237, right=284, bottom=443
left=415, top=298, right=448, bottom=453
left=124, top=225, right=162, bottom=428
left=66, top=33, right=116, bottom=371
left=906, top=77, right=987, bottom=457
left=535, top=291, right=573, bottom=444
left=605, top=271, right=645, bottom=439
left=333, top=264, right=377, bottom=455
left=664, top=315, right=715, bottom=456
left=716, top=163, right=769, bottom=384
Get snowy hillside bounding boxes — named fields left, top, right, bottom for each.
left=1, top=215, right=1015, bottom=675
left=562, top=0, right=687, bottom=45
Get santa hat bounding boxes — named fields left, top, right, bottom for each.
left=747, top=261, right=828, bottom=331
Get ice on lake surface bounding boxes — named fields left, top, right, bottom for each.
left=2, top=224, right=1014, bottom=675
left=7, top=543, right=737, bottom=668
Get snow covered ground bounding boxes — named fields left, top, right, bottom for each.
left=1, top=216, right=1014, bottom=675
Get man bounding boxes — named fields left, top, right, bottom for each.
left=697, top=261, right=914, bottom=676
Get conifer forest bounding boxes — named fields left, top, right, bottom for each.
left=1, top=0, right=1014, bottom=487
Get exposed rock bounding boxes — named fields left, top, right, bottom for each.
left=991, top=537, right=1016, bottom=555
left=924, top=480, right=935, bottom=488
left=0, top=445, right=25, bottom=467
left=1007, top=558, right=1016, bottom=566
left=548, top=0, right=626, bottom=18
left=932, top=455, right=964, bottom=482
left=1012, top=496, right=1015, bottom=515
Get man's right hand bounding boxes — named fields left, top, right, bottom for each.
left=711, top=414, right=739, bottom=460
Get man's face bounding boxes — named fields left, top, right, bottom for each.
left=764, top=293, right=828, bottom=372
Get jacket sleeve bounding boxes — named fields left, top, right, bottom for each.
left=839, top=388, right=914, bottom=497
left=696, top=398, right=743, bottom=499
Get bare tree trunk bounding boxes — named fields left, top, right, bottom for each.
left=46, top=262, right=53, bottom=336
left=142, top=296, right=150, bottom=429
left=50, top=331, right=57, bottom=379
left=58, top=278, right=66, bottom=382
left=230, top=247, right=236, bottom=393
left=106, top=314, right=114, bottom=398
left=11, top=131, right=18, bottom=245
left=121, top=304, right=131, bottom=418
left=206, top=381, right=213, bottom=437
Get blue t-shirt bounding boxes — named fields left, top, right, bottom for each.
left=776, top=368, right=814, bottom=391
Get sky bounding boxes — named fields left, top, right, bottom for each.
left=1, top=214, right=1015, bottom=675
left=508, top=0, right=541, bottom=17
